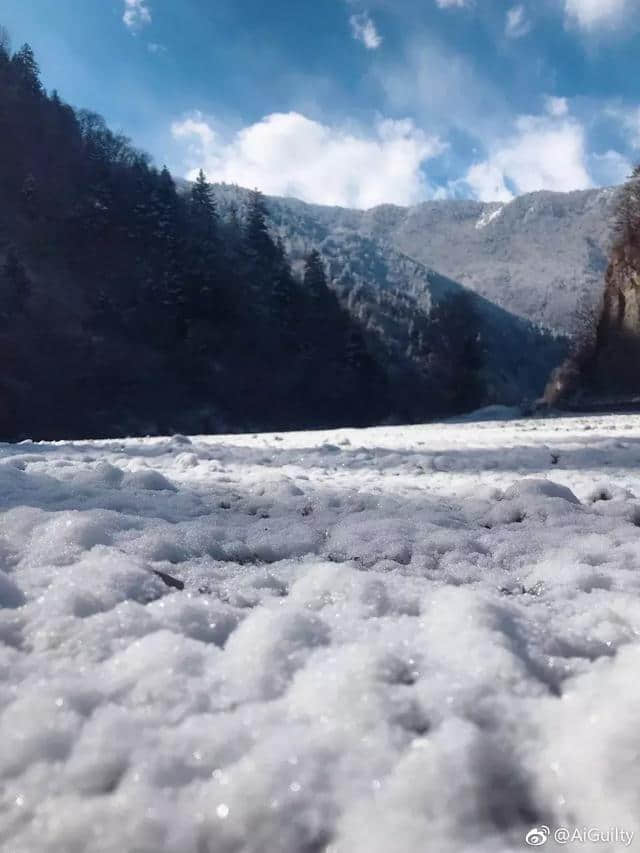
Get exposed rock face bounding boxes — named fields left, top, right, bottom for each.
left=591, top=244, right=640, bottom=394
left=543, top=241, right=640, bottom=407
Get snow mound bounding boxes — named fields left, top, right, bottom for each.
left=503, top=478, right=580, bottom=504
left=124, top=469, right=177, bottom=491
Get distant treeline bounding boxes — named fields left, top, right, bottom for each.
left=0, top=31, right=488, bottom=439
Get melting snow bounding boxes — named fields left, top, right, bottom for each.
left=1, top=415, right=640, bottom=851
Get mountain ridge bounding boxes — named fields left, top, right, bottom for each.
left=210, top=182, right=618, bottom=335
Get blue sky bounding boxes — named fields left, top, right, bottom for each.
left=3, top=0, right=640, bottom=207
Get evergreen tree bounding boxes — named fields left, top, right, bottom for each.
left=185, top=168, right=220, bottom=321
left=11, top=43, right=41, bottom=95
left=245, top=188, right=273, bottom=257
left=614, top=170, right=640, bottom=245
left=303, top=249, right=327, bottom=294
left=190, top=169, right=217, bottom=232
left=1, top=248, right=29, bottom=320
left=0, top=25, right=10, bottom=64
left=20, top=172, right=37, bottom=219
left=429, top=292, right=486, bottom=413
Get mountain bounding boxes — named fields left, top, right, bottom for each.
left=210, top=184, right=575, bottom=408
left=0, top=36, right=604, bottom=439
left=213, top=184, right=617, bottom=337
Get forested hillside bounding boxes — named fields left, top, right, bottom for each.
left=0, top=33, right=563, bottom=439
left=0, top=35, right=391, bottom=438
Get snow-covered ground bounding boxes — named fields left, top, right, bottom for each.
left=2, top=414, right=640, bottom=853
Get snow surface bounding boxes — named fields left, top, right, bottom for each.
left=2, top=415, right=640, bottom=852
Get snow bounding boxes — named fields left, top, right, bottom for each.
left=475, top=205, right=503, bottom=230
left=2, top=415, right=640, bottom=852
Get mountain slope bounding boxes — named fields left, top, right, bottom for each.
left=214, top=184, right=617, bottom=336
left=213, top=184, right=568, bottom=410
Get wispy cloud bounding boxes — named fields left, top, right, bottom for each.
left=375, top=33, right=508, bottom=143
left=435, top=0, right=472, bottom=8
left=605, top=104, right=640, bottom=149
left=590, top=149, right=632, bottom=185
left=349, top=12, right=383, bottom=49
left=545, top=95, right=569, bottom=117
left=147, top=42, right=167, bottom=55
left=505, top=5, right=531, bottom=38
left=123, top=0, right=152, bottom=31
left=563, top=0, right=631, bottom=31
left=172, top=111, right=445, bottom=208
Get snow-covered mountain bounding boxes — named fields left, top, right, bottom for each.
left=216, top=184, right=568, bottom=406
left=215, top=183, right=618, bottom=336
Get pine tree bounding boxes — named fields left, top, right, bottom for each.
left=11, top=44, right=41, bottom=95
left=20, top=173, right=37, bottom=219
left=190, top=169, right=217, bottom=232
left=1, top=248, right=29, bottom=320
left=154, top=166, right=182, bottom=310
left=0, top=25, right=10, bottom=65
left=303, top=249, right=327, bottom=295
left=245, top=188, right=272, bottom=257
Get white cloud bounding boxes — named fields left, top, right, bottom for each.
left=465, top=111, right=593, bottom=201
left=435, top=0, right=471, bottom=7
left=464, top=162, right=513, bottom=203
left=171, top=111, right=445, bottom=208
left=505, top=5, right=531, bottom=38
left=147, top=42, right=167, bottom=55
left=545, top=96, right=569, bottom=117
left=563, top=0, right=631, bottom=30
left=123, top=0, right=152, bottom=31
left=349, top=12, right=383, bottom=49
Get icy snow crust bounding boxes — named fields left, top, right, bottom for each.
left=2, top=416, right=640, bottom=852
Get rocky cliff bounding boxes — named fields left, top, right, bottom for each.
left=590, top=243, right=640, bottom=394
left=543, top=219, right=640, bottom=407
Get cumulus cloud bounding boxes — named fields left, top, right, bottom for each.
left=464, top=110, right=593, bottom=201
left=123, top=0, right=151, bottom=31
left=349, top=12, right=383, bottom=49
left=505, top=5, right=531, bottom=38
left=171, top=111, right=445, bottom=208
left=563, top=0, right=631, bottom=30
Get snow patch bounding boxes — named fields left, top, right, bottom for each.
left=475, top=205, right=503, bottom=229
